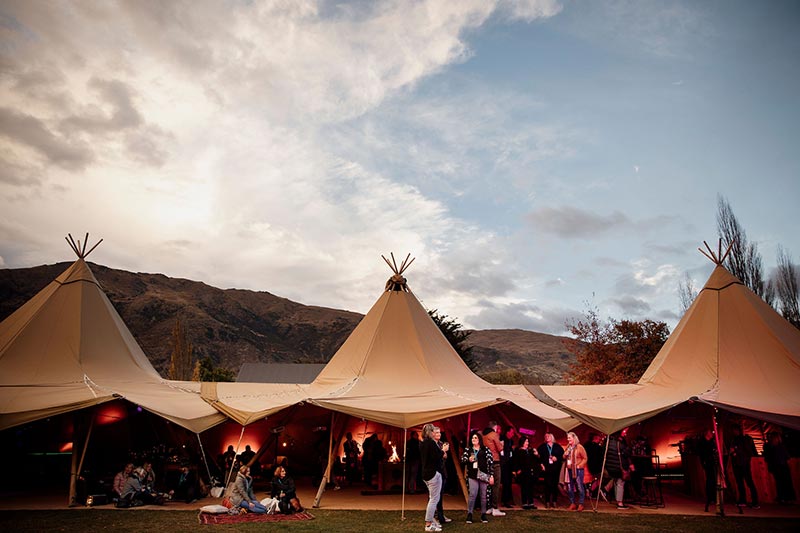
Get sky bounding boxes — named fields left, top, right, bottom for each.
left=1, top=0, right=798, bottom=336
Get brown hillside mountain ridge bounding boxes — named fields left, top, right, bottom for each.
left=0, top=262, right=576, bottom=383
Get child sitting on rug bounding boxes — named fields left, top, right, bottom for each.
left=271, top=465, right=304, bottom=513
left=231, top=465, right=267, bottom=513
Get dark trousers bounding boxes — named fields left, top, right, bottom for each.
left=733, top=465, right=759, bottom=505
left=703, top=465, right=716, bottom=505
left=542, top=468, right=559, bottom=504
left=518, top=474, right=535, bottom=506
left=501, top=461, right=513, bottom=504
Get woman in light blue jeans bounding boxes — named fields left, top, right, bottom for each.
left=421, top=423, right=444, bottom=531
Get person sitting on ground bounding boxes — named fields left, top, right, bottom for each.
left=271, top=465, right=303, bottom=513
left=172, top=465, right=199, bottom=504
left=141, top=461, right=156, bottom=490
left=112, top=463, right=133, bottom=501
left=119, top=467, right=164, bottom=507
left=231, top=465, right=267, bottom=513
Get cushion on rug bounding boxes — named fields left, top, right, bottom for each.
left=199, top=504, right=229, bottom=514
left=198, top=510, right=314, bottom=525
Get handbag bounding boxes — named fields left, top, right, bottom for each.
left=477, top=470, right=491, bottom=483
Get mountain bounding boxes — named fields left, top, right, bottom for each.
left=0, top=262, right=575, bottom=383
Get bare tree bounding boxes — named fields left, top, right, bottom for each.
left=677, top=272, right=698, bottom=316
left=773, top=246, right=800, bottom=329
left=169, top=317, right=194, bottom=381
left=716, top=195, right=772, bottom=304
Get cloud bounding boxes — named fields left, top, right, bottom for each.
left=0, top=107, right=95, bottom=170
left=609, top=294, right=651, bottom=315
left=465, top=299, right=577, bottom=335
left=528, top=206, right=631, bottom=238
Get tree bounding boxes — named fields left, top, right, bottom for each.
left=192, top=356, right=236, bottom=382
left=428, top=308, right=478, bottom=371
left=717, top=195, right=772, bottom=304
left=564, top=305, right=669, bottom=384
left=677, top=272, right=698, bottom=316
left=168, top=317, right=194, bottom=381
left=773, top=245, right=800, bottom=329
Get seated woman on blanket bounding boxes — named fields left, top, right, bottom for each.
left=231, top=465, right=267, bottom=513
left=271, top=465, right=303, bottom=513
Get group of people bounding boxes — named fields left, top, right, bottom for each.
left=698, top=424, right=796, bottom=512
left=226, top=464, right=305, bottom=515
left=418, top=422, right=642, bottom=530
left=112, top=461, right=170, bottom=507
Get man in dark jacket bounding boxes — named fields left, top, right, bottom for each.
left=537, top=432, right=564, bottom=509
left=603, top=432, right=633, bottom=509
left=729, top=425, right=759, bottom=508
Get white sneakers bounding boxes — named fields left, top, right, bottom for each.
left=425, top=522, right=442, bottom=532
left=491, top=508, right=506, bottom=516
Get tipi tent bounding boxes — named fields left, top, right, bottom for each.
left=536, top=242, right=800, bottom=434
left=201, top=254, right=575, bottom=431
left=0, top=235, right=226, bottom=433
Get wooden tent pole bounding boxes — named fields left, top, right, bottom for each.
left=197, top=432, right=214, bottom=485
left=68, top=409, right=95, bottom=506
left=401, top=428, right=408, bottom=521
left=711, top=407, right=726, bottom=516
left=592, top=434, right=611, bottom=513
left=313, top=412, right=348, bottom=508
left=225, top=426, right=245, bottom=487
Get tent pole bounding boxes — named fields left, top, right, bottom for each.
left=68, top=409, right=95, bottom=506
left=197, top=432, right=214, bottom=485
left=593, top=434, right=611, bottom=513
left=313, top=412, right=336, bottom=508
left=225, top=426, right=245, bottom=487
left=711, top=407, right=726, bottom=516
left=401, top=428, right=407, bottom=521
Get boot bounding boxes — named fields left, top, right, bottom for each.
left=466, top=512, right=473, bottom=524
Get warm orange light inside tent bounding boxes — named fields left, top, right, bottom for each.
left=388, top=445, right=400, bottom=463
left=60, top=442, right=73, bottom=453
left=95, top=405, right=126, bottom=425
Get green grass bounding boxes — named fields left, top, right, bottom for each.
left=1, top=509, right=797, bottom=532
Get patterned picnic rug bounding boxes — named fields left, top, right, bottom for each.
left=198, top=511, right=315, bottom=525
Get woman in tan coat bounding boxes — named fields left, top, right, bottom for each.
left=565, top=432, right=588, bottom=511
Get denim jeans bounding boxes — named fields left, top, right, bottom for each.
left=467, top=478, right=489, bottom=514
left=568, top=468, right=585, bottom=505
left=423, top=471, right=442, bottom=522
left=239, top=500, right=267, bottom=514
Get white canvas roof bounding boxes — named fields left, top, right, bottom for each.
left=539, top=262, right=800, bottom=433
left=0, top=254, right=226, bottom=433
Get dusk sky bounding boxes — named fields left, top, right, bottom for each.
left=1, top=0, right=798, bottom=335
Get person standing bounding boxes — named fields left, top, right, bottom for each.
left=697, top=429, right=718, bottom=513
left=343, top=432, right=360, bottom=486
left=603, top=431, right=633, bottom=510
left=500, top=426, right=517, bottom=508
left=537, top=432, right=564, bottom=509
left=433, top=427, right=452, bottom=525
left=512, top=435, right=540, bottom=509
left=584, top=433, right=604, bottom=496
left=462, top=431, right=493, bottom=524
left=406, top=431, right=421, bottom=493
left=729, top=425, right=759, bottom=509
left=564, top=432, right=587, bottom=511
left=482, top=421, right=505, bottom=516
left=763, top=432, right=796, bottom=504
left=421, top=423, right=443, bottom=532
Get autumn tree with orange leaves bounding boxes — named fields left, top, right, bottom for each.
left=564, top=306, right=669, bottom=384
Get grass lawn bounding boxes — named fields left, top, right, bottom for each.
left=1, top=509, right=797, bottom=532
